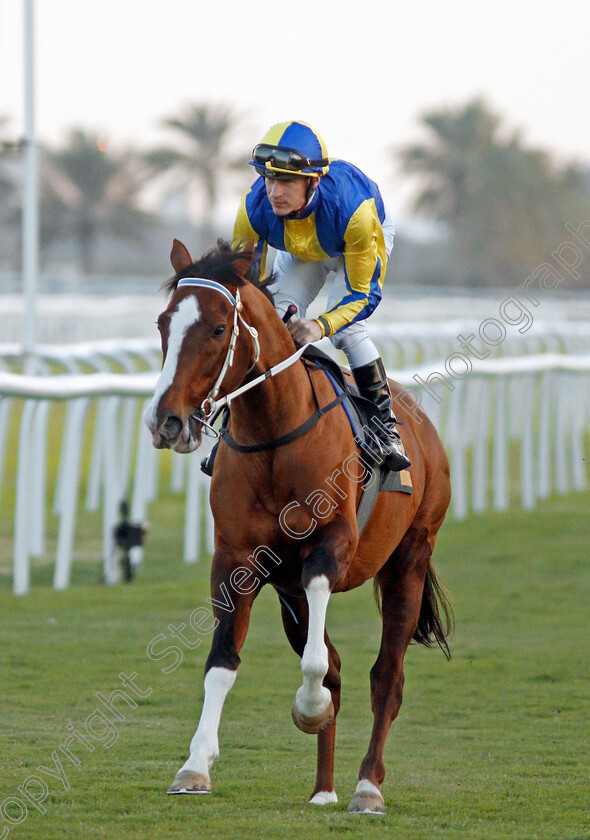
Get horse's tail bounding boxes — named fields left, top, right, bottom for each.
left=373, top=563, right=454, bottom=660
left=414, top=564, right=454, bottom=660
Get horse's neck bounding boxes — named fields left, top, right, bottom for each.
left=231, top=310, right=312, bottom=442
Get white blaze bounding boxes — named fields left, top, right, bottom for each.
left=145, top=296, right=200, bottom=426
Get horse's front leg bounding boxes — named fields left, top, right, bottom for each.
left=291, top=517, right=352, bottom=736
left=168, top=556, right=260, bottom=795
left=279, top=591, right=342, bottom=805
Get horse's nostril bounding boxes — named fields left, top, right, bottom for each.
left=161, top=415, right=183, bottom=440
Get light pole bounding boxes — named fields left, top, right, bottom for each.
left=22, top=0, right=38, bottom=374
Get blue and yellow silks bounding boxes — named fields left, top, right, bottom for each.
left=233, top=159, right=388, bottom=336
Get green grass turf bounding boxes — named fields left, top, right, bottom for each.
left=0, top=483, right=589, bottom=840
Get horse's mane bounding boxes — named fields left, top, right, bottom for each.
left=164, top=239, right=275, bottom=304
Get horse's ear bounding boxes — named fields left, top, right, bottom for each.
left=231, top=240, right=255, bottom=278
left=170, top=239, right=193, bottom=273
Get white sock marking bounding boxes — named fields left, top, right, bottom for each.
left=180, top=666, right=236, bottom=777
left=354, top=779, right=382, bottom=797
left=310, top=790, right=338, bottom=805
left=296, top=575, right=332, bottom=718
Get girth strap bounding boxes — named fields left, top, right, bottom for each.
left=219, top=392, right=346, bottom=453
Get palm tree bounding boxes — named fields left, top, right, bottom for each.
left=144, top=103, right=249, bottom=243
left=397, top=98, right=590, bottom=286
left=0, top=116, right=23, bottom=269
left=42, top=130, right=153, bottom=273
left=0, top=116, right=21, bottom=208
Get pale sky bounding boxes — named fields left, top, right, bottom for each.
left=1, top=0, right=589, bottom=222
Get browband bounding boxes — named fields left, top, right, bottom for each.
left=177, top=277, right=238, bottom=307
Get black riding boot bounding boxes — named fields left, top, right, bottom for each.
left=200, top=440, right=219, bottom=476
left=352, top=358, right=411, bottom=472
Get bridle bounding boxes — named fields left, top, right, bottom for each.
left=175, top=278, right=307, bottom=435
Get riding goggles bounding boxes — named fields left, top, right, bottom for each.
left=250, top=144, right=328, bottom=174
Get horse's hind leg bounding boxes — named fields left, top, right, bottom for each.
left=348, top=527, right=433, bottom=815
left=278, top=591, right=341, bottom=805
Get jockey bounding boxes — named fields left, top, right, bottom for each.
left=201, top=120, right=410, bottom=476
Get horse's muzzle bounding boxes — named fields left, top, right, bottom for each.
left=161, top=415, right=183, bottom=441
left=145, top=409, right=202, bottom=454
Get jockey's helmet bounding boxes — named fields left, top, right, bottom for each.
left=249, top=121, right=329, bottom=180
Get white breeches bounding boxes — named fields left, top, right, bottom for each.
left=270, top=207, right=395, bottom=369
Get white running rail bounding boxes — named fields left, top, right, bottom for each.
left=1, top=343, right=589, bottom=594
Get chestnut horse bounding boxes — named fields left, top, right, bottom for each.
left=145, top=240, right=452, bottom=814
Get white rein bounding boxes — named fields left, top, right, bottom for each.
left=176, top=278, right=307, bottom=431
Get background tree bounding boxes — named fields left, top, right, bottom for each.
left=0, top=116, right=24, bottom=269
left=397, top=98, right=590, bottom=286
left=42, top=130, right=153, bottom=273
left=144, top=102, right=250, bottom=246
left=0, top=116, right=19, bottom=199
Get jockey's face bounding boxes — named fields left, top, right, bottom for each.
left=265, top=176, right=311, bottom=216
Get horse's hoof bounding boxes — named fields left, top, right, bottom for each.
left=167, top=769, right=211, bottom=795
left=291, top=699, right=334, bottom=734
left=347, top=782, right=386, bottom=815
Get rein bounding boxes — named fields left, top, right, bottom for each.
left=175, top=277, right=314, bottom=436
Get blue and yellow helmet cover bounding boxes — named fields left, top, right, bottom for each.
left=250, top=121, right=330, bottom=178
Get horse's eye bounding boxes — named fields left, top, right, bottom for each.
left=212, top=324, right=226, bottom=337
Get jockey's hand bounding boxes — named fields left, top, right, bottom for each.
left=288, top=317, right=323, bottom=346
